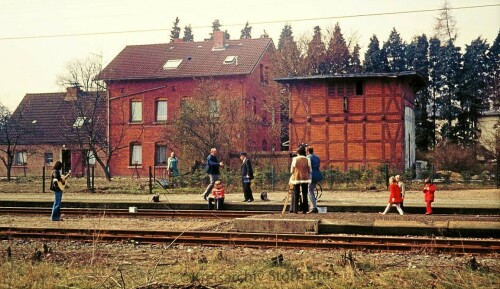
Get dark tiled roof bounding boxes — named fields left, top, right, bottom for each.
left=3, top=92, right=106, bottom=145
left=97, top=38, right=273, bottom=81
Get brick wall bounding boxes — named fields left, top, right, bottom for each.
left=107, top=56, right=280, bottom=177
left=289, top=77, right=417, bottom=172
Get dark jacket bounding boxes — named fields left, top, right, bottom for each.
left=50, top=170, right=63, bottom=191
left=205, top=154, right=221, bottom=175
left=241, top=158, right=254, bottom=179
left=307, top=153, right=323, bottom=182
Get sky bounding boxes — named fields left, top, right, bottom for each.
left=0, top=0, right=499, bottom=111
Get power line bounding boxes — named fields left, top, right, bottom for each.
left=0, top=4, right=498, bottom=41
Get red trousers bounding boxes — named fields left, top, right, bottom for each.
left=426, top=201, right=433, bottom=214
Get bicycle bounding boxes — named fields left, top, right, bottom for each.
left=314, top=182, right=323, bottom=202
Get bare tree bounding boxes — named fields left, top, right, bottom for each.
left=0, top=102, right=34, bottom=180
left=57, top=54, right=136, bottom=181
left=172, top=79, right=251, bottom=162
left=434, top=0, right=458, bottom=43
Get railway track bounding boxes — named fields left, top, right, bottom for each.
left=1, top=226, right=498, bottom=254
left=0, top=207, right=270, bottom=219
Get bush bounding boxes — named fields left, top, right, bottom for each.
left=432, top=142, right=481, bottom=174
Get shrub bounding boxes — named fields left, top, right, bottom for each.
left=432, top=142, right=480, bottom=174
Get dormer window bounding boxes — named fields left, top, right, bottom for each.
left=223, top=56, right=237, bottom=65
left=163, top=59, right=183, bottom=70
left=73, top=117, right=87, bottom=128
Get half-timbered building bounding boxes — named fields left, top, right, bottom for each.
left=276, top=72, right=426, bottom=171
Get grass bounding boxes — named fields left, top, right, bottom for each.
left=1, top=239, right=499, bottom=289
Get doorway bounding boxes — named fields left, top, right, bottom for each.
left=62, top=149, right=71, bottom=174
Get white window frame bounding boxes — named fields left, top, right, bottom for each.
left=130, top=143, right=142, bottom=165
left=44, top=152, right=53, bottom=165
left=163, top=59, right=183, bottom=70
left=14, top=151, right=27, bottom=166
left=155, top=144, right=167, bottom=165
left=156, top=100, right=168, bottom=122
left=130, top=101, right=142, bottom=122
left=223, top=55, right=237, bottom=64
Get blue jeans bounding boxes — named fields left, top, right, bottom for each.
left=308, top=181, right=318, bottom=209
left=202, top=174, right=219, bottom=198
left=51, top=190, right=62, bottom=221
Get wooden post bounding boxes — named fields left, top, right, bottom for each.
left=149, top=166, right=153, bottom=194
left=42, top=167, right=45, bottom=193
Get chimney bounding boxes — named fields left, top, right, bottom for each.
left=65, top=86, right=80, bottom=101
left=172, top=38, right=184, bottom=43
left=213, top=31, right=225, bottom=50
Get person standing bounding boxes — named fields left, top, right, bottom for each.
left=307, top=147, right=322, bottom=213
left=380, top=176, right=404, bottom=215
left=395, top=175, right=405, bottom=210
left=422, top=178, right=436, bottom=215
left=290, top=145, right=311, bottom=213
left=49, top=161, right=65, bottom=221
left=167, top=151, right=179, bottom=177
left=239, top=152, right=254, bottom=202
left=201, top=148, right=224, bottom=200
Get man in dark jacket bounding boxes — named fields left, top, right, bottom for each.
left=201, top=148, right=224, bottom=200
left=307, top=147, right=322, bottom=213
left=239, top=152, right=254, bottom=202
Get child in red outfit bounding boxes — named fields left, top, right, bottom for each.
left=208, top=181, right=225, bottom=210
left=423, top=178, right=436, bottom=215
left=380, top=176, right=404, bottom=215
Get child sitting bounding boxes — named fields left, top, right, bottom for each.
left=208, top=180, right=225, bottom=210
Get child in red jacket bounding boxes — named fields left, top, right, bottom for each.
left=208, top=181, right=225, bottom=210
left=380, top=176, right=404, bottom=215
left=423, top=178, right=436, bottom=215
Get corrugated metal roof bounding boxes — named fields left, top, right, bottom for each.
left=275, top=71, right=426, bottom=83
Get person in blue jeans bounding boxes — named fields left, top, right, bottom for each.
left=49, top=161, right=65, bottom=221
left=201, top=148, right=224, bottom=200
left=307, top=147, right=322, bottom=213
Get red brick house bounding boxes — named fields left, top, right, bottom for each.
left=0, top=88, right=106, bottom=178
left=276, top=72, right=426, bottom=171
left=97, top=32, right=279, bottom=177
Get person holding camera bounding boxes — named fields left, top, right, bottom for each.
left=290, top=145, right=311, bottom=213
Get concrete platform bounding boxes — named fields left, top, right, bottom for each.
left=234, top=218, right=319, bottom=234
left=233, top=218, right=500, bottom=238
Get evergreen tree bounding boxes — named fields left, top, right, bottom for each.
left=407, top=34, right=433, bottom=151
left=324, top=23, right=350, bottom=74
left=383, top=28, right=406, bottom=72
left=169, top=17, right=181, bottom=42
left=363, top=35, right=387, bottom=72
left=304, top=26, right=326, bottom=75
left=277, top=24, right=294, bottom=50
left=434, top=40, right=463, bottom=142
left=275, top=24, right=303, bottom=76
left=349, top=43, right=362, bottom=73
left=428, top=37, right=441, bottom=147
left=240, top=22, right=252, bottom=39
left=208, top=19, right=222, bottom=40
left=456, top=37, right=490, bottom=146
left=183, top=25, right=194, bottom=42
left=487, top=30, right=500, bottom=111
